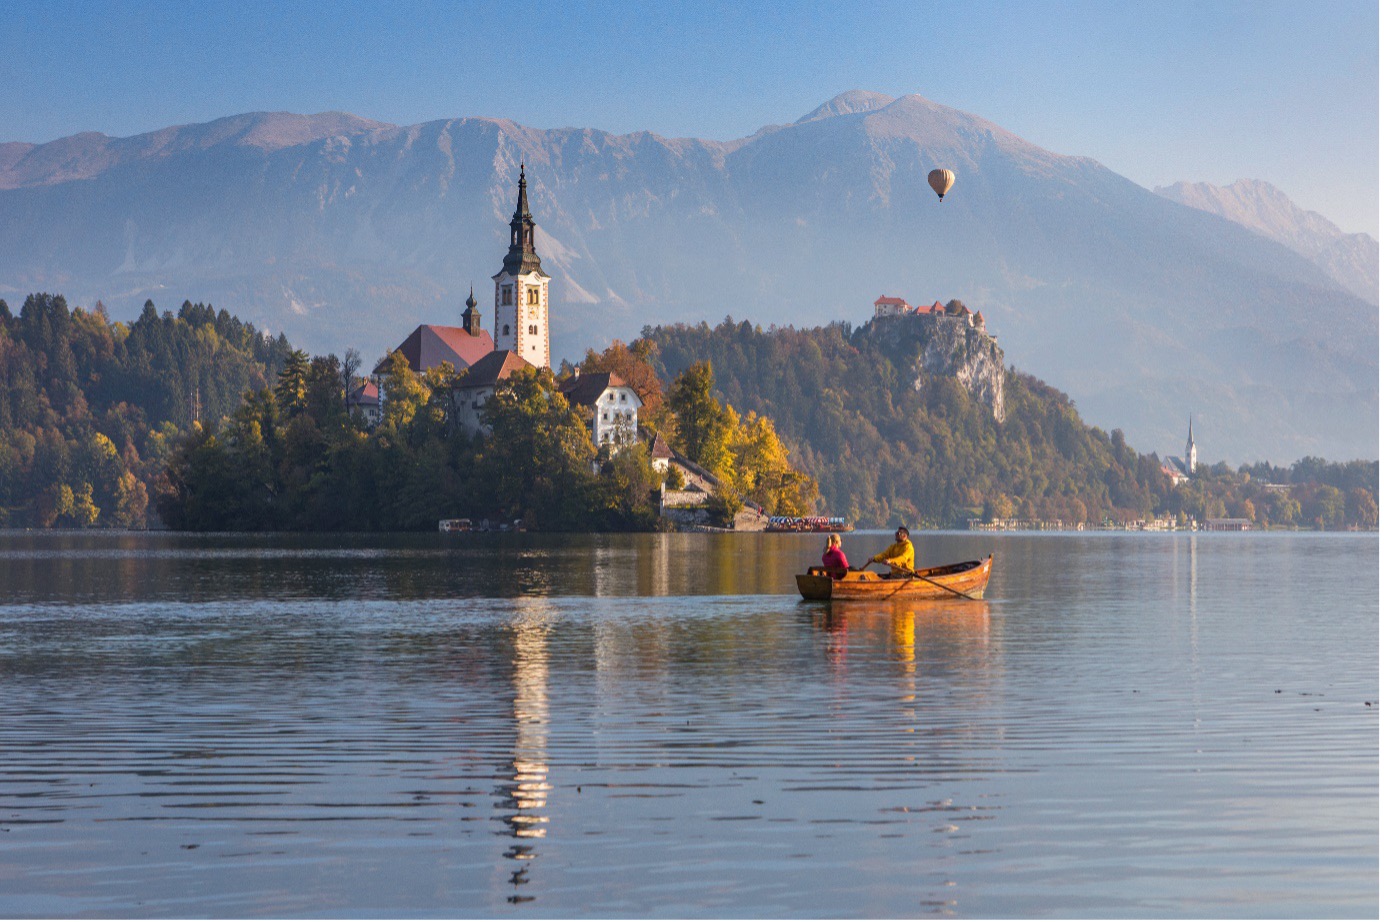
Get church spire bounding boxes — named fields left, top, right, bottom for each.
left=1185, top=416, right=1197, bottom=475
left=502, top=163, right=544, bottom=276
left=516, top=162, right=531, bottom=219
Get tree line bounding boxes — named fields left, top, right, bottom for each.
left=0, top=294, right=292, bottom=527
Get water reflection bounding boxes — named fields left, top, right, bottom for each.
left=812, top=600, right=993, bottom=671
left=496, top=601, right=554, bottom=902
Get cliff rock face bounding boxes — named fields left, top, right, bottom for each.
left=868, top=313, right=1006, bottom=422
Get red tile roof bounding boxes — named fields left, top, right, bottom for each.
left=373, top=324, right=495, bottom=375
left=649, top=431, right=674, bottom=460
left=346, top=380, right=379, bottom=407
left=455, top=349, right=532, bottom=388
left=559, top=371, right=639, bottom=408
left=874, top=295, right=909, bottom=306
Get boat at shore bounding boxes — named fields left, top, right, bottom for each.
left=766, top=515, right=853, bottom=533
left=796, top=555, right=993, bottom=601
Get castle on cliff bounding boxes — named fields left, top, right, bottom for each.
left=873, top=295, right=987, bottom=332
left=865, top=294, right=1006, bottom=422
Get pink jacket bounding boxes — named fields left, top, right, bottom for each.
left=821, top=547, right=849, bottom=572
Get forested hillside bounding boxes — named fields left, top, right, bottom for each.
left=0, top=293, right=292, bottom=527
left=1, top=293, right=1372, bottom=531
left=638, top=318, right=1378, bottom=529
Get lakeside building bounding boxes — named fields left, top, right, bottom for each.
left=1202, top=518, right=1251, bottom=531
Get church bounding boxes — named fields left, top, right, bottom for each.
left=371, top=166, right=641, bottom=446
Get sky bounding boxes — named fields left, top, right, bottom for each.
left=2, top=0, right=1378, bottom=234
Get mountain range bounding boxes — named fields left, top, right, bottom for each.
left=0, top=91, right=1375, bottom=462
left=1154, top=178, right=1377, bottom=304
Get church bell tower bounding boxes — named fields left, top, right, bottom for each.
left=492, top=164, right=551, bottom=368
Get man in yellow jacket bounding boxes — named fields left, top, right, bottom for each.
left=871, top=526, right=915, bottom=577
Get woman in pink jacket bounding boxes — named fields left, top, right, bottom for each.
left=821, top=533, right=850, bottom=578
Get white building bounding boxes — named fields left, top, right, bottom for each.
left=346, top=379, right=381, bottom=427
left=492, top=164, right=551, bottom=370
left=1185, top=418, right=1197, bottom=474
left=873, top=295, right=911, bottom=318
left=559, top=371, right=643, bottom=449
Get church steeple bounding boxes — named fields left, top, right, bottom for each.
left=502, top=163, right=544, bottom=277
left=461, top=285, right=481, bottom=336
left=491, top=165, right=552, bottom=369
left=1185, top=416, right=1197, bottom=475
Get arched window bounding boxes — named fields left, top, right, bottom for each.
left=503, top=324, right=510, bottom=336
left=528, top=289, right=539, bottom=305
left=502, top=286, right=513, bottom=306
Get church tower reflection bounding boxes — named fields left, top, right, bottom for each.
left=497, top=602, right=553, bottom=901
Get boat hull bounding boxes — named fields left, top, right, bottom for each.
left=796, top=555, right=992, bottom=601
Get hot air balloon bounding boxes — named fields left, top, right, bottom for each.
left=928, top=168, right=955, bottom=201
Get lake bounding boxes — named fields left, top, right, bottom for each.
left=0, top=530, right=1376, bottom=918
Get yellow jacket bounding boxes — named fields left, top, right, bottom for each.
left=871, top=539, right=915, bottom=573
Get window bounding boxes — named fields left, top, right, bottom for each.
left=503, top=324, right=510, bottom=336
left=619, top=393, right=626, bottom=403
left=528, top=324, right=537, bottom=335
left=602, top=412, right=608, bottom=421
left=528, top=288, right=539, bottom=305
left=502, top=286, right=513, bottom=306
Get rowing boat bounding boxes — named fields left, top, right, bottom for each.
left=796, top=555, right=993, bottom=601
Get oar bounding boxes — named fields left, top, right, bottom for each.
left=873, top=560, right=977, bottom=600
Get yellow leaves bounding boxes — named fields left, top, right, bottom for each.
left=722, top=409, right=817, bottom=516
left=380, top=350, right=429, bottom=431
left=90, top=431, right=119, bottom=464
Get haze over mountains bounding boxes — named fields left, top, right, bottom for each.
left=1154, top=178, right=1377, bottom=304
left=0, top=91, right=1375, bottom=463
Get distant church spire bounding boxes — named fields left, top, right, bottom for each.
left=1185, top=416, right=1197, bottom=475
left=461, top=284, right=481, bottom=336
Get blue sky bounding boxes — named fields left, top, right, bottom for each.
left=3, top=0, right=1378, bottom=233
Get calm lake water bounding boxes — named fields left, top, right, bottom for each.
left=0, top=530, right=1376, bottom=918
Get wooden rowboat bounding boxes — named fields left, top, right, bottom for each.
left=796, top=555, right=993, bottom=601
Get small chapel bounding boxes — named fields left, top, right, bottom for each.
left=370, top=166, right=641, bottom=447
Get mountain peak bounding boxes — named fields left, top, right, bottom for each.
left=796, top=90, right=896, bottom=124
